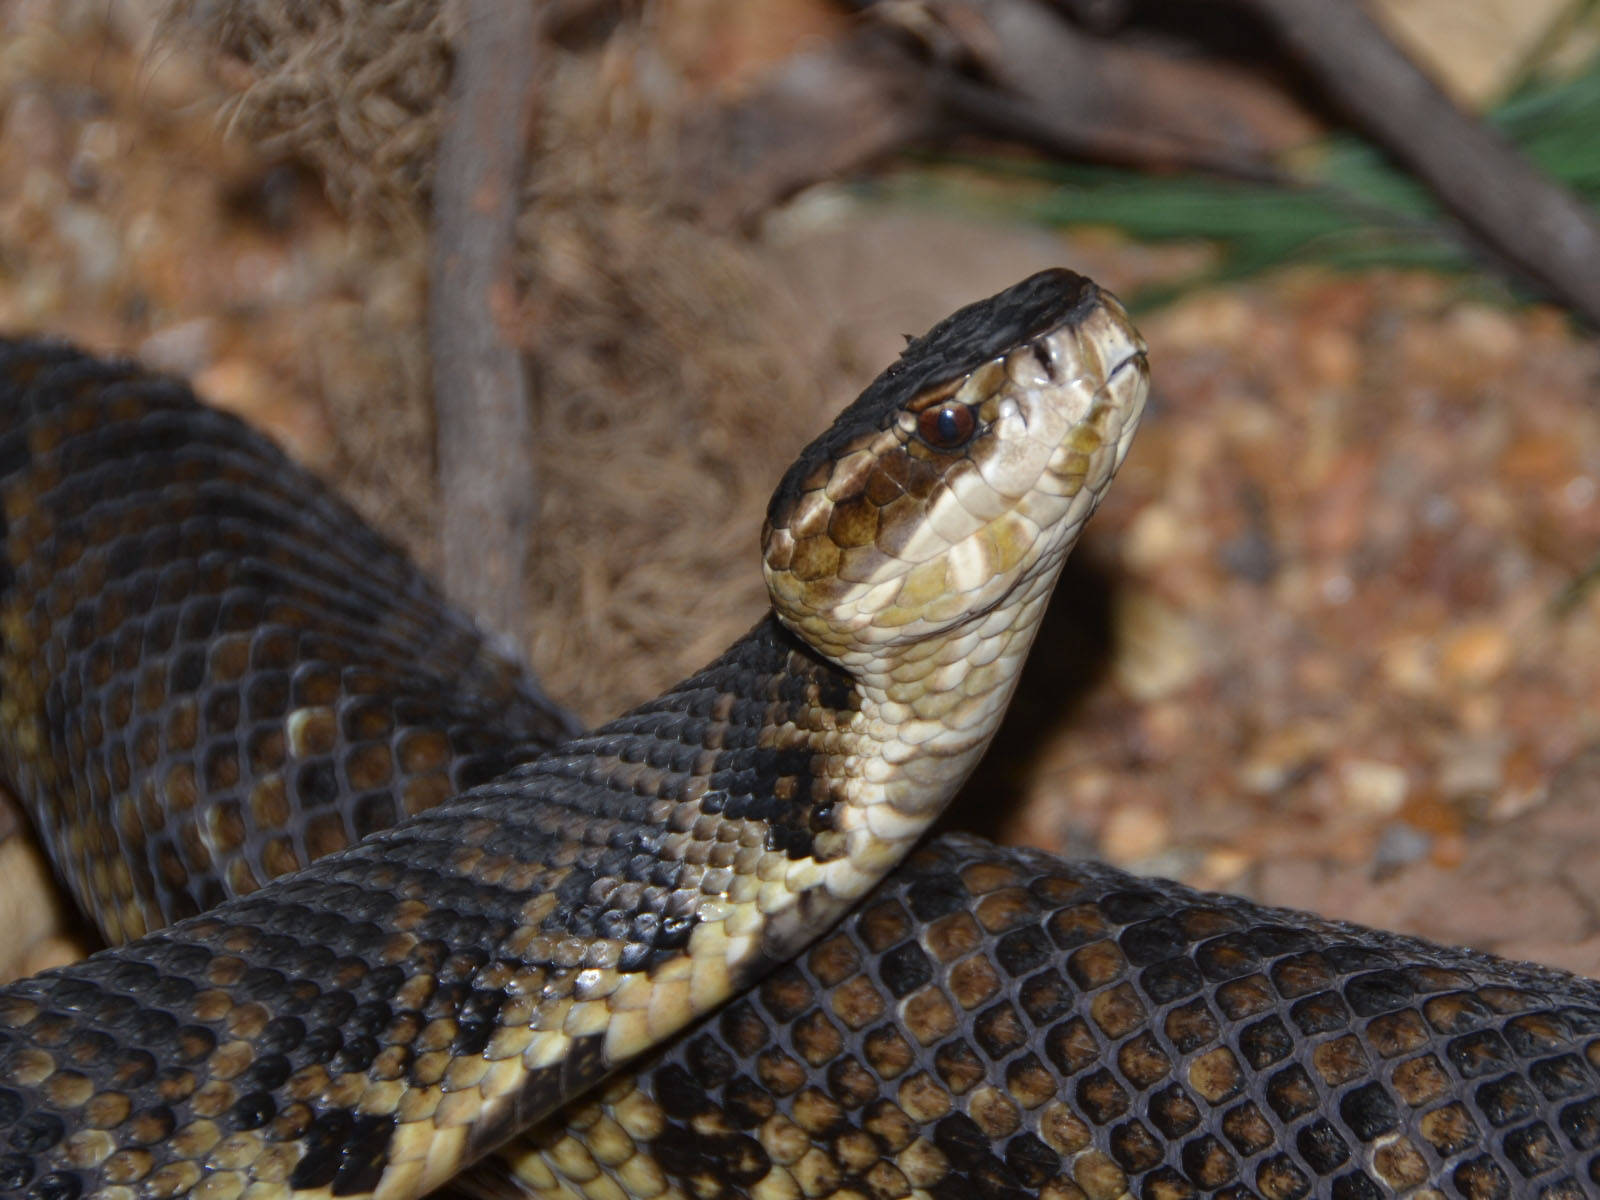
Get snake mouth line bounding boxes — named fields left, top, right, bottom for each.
left=1103, top=346, right=1151, bottom=463
left=1106, top=347, right=1148, bottom=383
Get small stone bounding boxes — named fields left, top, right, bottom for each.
left=1137, top=700, right=1192, bottom=757
left=1240, top=723, right=1334, bottom=794
left=1379, top=635, right=1436, bottom=697
left=1294, top=650, right=1345, bottom=695
left=1372, top=824, right=1431, bottom=876
left=1305, top=451, right=1374, bottom=558
left=1133, top=848, right=1202, bottom=882
left=139, top=318, right=216, bottom=376
left=1456, top=692, right=1502, bottom=736
left=1435, top=735, right=1506, bottom=800
left=1429, top=832, right=1467, bottom=870
left=1122, top=505, right=1184, bottom=571
left=1302, top=327, right=1360, bottom=390
left=1444, top=302, right=1521, bottom=365
left=1065, top=767, right=1114, bottom=808
left=1196, top=849, right=1251, bottom=890
left=1440, top=623, right=1511, bottom=686
left=1100, top=804, right=1171, bottom=865
left=1399, top=790, right=1463, bottom=838
left=1501, top=432, right=1575, bottom=489
left=1255, top=857, right=1333, bottom=915
left=1218, top=528, right=1277, bottom=583
left=195, top=359, right=334, bottom=471
left=1152, top=292, right=1255, bottom=351
left=2, top=90, right=65, bottom=164
left=1339, top=759, right=1408, bottom=817
left=58, top=203, right=121, bottom=290
left=1112, top=590, right=1203, bottom=702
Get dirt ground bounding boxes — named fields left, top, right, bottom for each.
left=3, top=1, right=1600, bottom=983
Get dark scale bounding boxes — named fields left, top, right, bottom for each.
left=0, top=339, right=585, bottom=1196
left=497, top=835, right=1600, bottom=1200
left=0, top=340, right=578, bottom=943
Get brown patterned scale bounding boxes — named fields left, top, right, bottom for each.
left=482, top=834, right=1600, bottom=1200
left=0, top=340, right=577, bottom=946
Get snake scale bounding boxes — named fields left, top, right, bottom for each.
left=0, top=273, right=1597, bottom=1200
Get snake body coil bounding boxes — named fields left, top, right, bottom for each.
left=0, top=272, right=1595, bottom=1200
left=0, top=271, right=1145, bottom=1200
left=502, top=835, right=1600, bottom=1200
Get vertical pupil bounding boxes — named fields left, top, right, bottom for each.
left=937, top=407, right=962, bottom=442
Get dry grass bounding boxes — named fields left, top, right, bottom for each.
left=166, top=0, right=453, bottom=226
left=164, top=1, right=839, bottom=718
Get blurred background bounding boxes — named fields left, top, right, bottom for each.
left=4, top=0, right=1600, bottom=978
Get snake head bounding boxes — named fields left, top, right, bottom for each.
left=762, top=269, right=1148, bottom=670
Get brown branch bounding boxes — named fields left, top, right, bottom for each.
left=429, top=0, right=541, bottom=643
left=916, top=0, right=1313, bottom=179
left=672, top=6, right=1311, bottom=227
left=1227, top=0, right=1600, bottom=327
left=685, top=0, right=1600, bottom=326
left=673, top=30, right=938, bottom=229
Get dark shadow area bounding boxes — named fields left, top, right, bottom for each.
left=936, top=540, right=1123, bottom=843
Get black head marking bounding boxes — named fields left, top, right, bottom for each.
left=767, top=270, right=1099, bottom=526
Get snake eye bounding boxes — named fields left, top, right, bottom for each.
left=917, top=402, right=977, bottom=450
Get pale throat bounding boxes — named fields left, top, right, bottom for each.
left=827, top=566, right=1062, bottom=857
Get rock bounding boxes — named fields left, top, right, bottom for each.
left=1100, top=803, right=1172, bottom=864
left=1339, top=758, right=1409, bottom=817
left=1440, top=622, right=1512, bottom=686
left=1112, top=589, right=1204, bottom=702
left=139, top=317, right=217, bottom=376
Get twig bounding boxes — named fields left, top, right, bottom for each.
left=428, top=0, right=541, bottom=642
left=1229, top=0, right=1600, bottom=327
left=673, top=3, right=1310, bottom=226
left=915, top=0, right=1312, bottom=181
left=673, top=30, right=937, bottom=229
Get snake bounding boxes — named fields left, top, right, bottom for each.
left=0, top=272, right=1596, bottom=1200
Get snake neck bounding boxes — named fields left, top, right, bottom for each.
left=626, top=567, right=1059, bottom=968
left=822, top=563, right=1062, bottom=888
